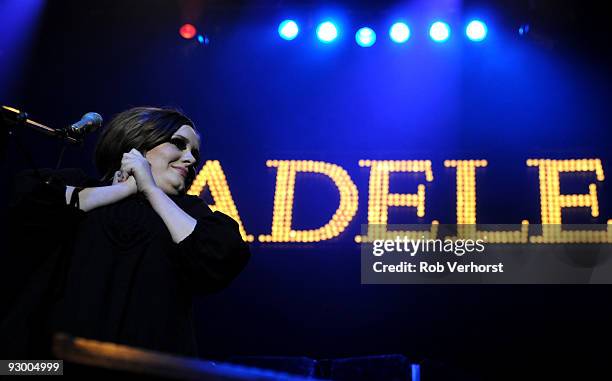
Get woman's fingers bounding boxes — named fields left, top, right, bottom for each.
left=120, top=163, right=134, bottom=178
left=121, top=154, right=138, bottom=168
left=122, top=150, right=146, bottom=166
left=130, top=148, right=144, bottom=157
left=119, top=149, right=156, bottom=195
left=112, top=170, right=130, bottom=184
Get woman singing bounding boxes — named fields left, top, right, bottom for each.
left=0, top=107, right=250, bottom=358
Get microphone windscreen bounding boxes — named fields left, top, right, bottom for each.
left=83, top=112, right=103, bottom=127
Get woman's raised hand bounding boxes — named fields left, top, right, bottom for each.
left=120, top=148, right=158, bottom=196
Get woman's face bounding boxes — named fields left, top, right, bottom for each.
left=145, top=125, right=201, bottom=195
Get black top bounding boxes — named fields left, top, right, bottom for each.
left=0, top=168, right=250, bottom=358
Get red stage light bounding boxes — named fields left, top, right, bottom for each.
left=179, top=23, right=196, bottom=39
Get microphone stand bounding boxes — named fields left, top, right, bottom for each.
left=1, top=105, right=83, bottom=172
left=1, top=105, right=81, bottom=143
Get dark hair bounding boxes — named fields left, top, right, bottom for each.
left=94, top=107, right=199, bottom=191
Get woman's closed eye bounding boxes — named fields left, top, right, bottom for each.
left=170, top=137, right=187, bottom=150
left=170, top=137, right=200, bottom=164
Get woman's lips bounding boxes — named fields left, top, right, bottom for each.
left=172, top=166, right=187, bottom=178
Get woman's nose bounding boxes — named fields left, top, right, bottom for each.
left=182, top=150, right=196, bottom=164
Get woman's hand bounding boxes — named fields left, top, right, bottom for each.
left=112, top=170, right=137, bottom=195
left=120, top=148, right=159, bottom=196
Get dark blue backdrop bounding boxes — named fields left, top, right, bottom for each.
left=2, top=1, right=611, bottom=378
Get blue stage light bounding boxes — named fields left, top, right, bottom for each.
left=278, top=20, right=299, bottom=40
left=196, top=34, right=209, bottom=45
left=429, top=21, right=450, bottom=42
left=466, top=20, right=487, bottom=41
left=316, top=21, right=338, bottom=43
left=355, top=27, right=376, bottom=47
left=389, top=22, right=410, bottom=43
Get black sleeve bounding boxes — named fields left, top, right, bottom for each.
left=170, top=196, right=251, bottom=295
left=8, top=168, right=93, bottom=230
left=1, top=168, right=94, bottom=318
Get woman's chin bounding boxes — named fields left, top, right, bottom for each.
left=172, top=184, right=185, bottom=195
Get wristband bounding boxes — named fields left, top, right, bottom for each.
left=69, top=187, right=84, bottom=209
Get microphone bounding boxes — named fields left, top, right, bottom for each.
left=68, top=112, right=103, bottom=138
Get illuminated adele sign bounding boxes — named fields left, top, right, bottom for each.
left=187, top=158, right=611, bottom=244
